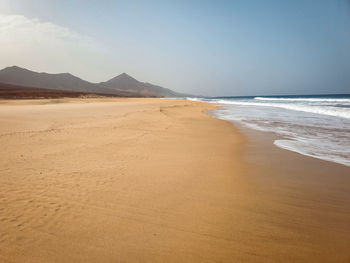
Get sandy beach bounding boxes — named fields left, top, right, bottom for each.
left=0, top=98, right=349, bottom=263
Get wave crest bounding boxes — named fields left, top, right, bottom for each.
left=214, top=100, right=350, bottom=119
left=254, top=97, right=350, bottom=103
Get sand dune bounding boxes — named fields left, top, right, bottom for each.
left=0, top=98, right=349, bottom=262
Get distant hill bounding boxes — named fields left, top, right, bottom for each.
left=0, top=66, right=185, bottom=97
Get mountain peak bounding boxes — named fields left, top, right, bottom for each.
left=117, top=72, right=136, bottom=80
left=3, top=65, right=29, bottom=72
left=105, top=72, right=139, bottom=84
left=8, top=65, right=21, bottom=69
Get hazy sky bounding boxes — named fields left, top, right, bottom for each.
left=0, top=0, right=349, bottom=96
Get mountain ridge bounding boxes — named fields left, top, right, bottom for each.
left=0, top=66, right=186, bottom=97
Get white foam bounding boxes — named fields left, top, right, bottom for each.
left=186, top=97, right=201, bottom=101
left=274, top=139, right=350, bottom=166
left=254, top=97, right=350, bottom=103
left=201, top=96, right=350, bottom=167
left=213, top=100, right=350, bottom=119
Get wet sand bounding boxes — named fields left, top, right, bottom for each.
left=0, top=98, right=349, bottom=262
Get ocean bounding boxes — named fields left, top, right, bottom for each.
left=186, top=94, right=350, bottom=167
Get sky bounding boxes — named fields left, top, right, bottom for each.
left=0, top=0, right=349, bottom=96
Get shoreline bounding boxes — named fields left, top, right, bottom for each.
left=209, top=106, right=350, bottom=168
left=203, top=95, right=350, bottom=168
left=0, top=98, right=349, bottom=262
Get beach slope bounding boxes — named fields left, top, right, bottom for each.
left=0, top=98, right=349, bottom=262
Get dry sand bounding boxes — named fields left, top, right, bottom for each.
left=0, top=98, right=349, bottom=262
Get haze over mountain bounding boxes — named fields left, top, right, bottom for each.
left=0, top=66, right=184, bottom=97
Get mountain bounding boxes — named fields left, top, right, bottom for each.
left=0, top=66, right=103, bottom=93
left=99, top=73, right=182, bottom=97
left=0, top=66, right=184, bottom=97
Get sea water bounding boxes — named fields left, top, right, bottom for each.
left=186, top=95, right=350, bottom=167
